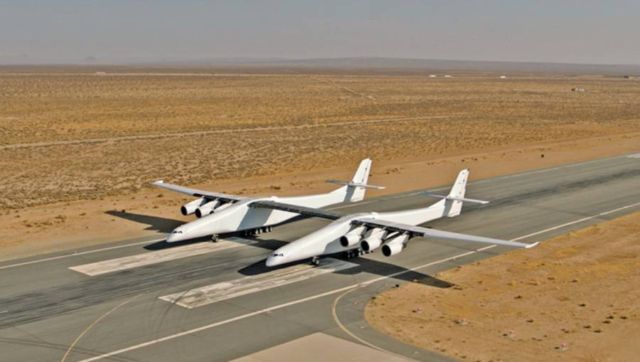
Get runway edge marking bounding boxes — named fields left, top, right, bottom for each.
left=78, top=200, right=640, bottom=362
left=0, top=239, right=162, bottom=271
left=159, top=258, right=358, bottom=309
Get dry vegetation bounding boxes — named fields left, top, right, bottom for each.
left=366, top=211, right=640, bottom=362
left=1, top=69, right=639, bottom=209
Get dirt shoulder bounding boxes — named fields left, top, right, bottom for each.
left=1, top=132, right=639, bottom=262
left=366, top=211, right=640, bottom=362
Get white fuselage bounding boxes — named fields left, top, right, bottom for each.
left=167, top=187, right=350, bottom=242
left=266, top=199, right=448, bottom=266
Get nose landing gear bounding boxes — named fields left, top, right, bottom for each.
left=311, top=256, right=320, bottom=266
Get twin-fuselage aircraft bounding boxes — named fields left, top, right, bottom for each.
left=154, top=161, right=536, bottom=267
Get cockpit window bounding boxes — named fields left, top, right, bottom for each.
left=272, top=253, right=284, bottom=257
left=172, top=230, right=183, bottom=234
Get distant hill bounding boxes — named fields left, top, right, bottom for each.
left=2, top=57, right=639, bottom=76
left=156, top=57, right=640, bottom=76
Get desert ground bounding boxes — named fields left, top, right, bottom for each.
left=366, top=211, right=640, bottom=362
left=1, top=68, right=639, bottom=259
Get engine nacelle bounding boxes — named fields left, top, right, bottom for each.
left=195, top=200, right=221, bottom=218
left=181, top=197, right=206, bottom=216
left=382, top=234, right=410, bottom=257
left=361, top=228, right=387, bottom=252
left=339, top=226, right=366, bottom=247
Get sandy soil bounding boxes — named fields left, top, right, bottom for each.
left=1, top=70, right=639, bottom=260
left=366, top=212, right=640, bottom=362
left=2, top=72, right=639, bottom=210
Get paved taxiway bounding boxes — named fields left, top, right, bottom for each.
left=1, top=154, right=639, bottom=361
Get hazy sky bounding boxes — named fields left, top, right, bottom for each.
left=1, top=0, right=639, bottom=65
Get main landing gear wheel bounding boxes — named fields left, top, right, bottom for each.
left=211, top=234, right=219, bottom=242
left=311, top=256, right=320, bottom=266
left=345, top=249, right=360, bottom=260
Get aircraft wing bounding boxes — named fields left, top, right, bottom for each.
left=152, top=180, right=247, bottom=202
left=249, top=200, right=342, bottom=220
left=351, top=218, right=537, bottom=249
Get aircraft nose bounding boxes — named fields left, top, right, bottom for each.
left=266, top=254, right=283, bottom=267
left=166, top=229, right=185, bottom=243
left=265, top=256, right=276, bottom=267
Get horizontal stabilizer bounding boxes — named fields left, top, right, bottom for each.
left=326, top=179, right=385, bottom=190
left=424, top=193, right=489, bottom=205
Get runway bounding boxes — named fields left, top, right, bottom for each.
left=0, top=153, right=639, bottom=362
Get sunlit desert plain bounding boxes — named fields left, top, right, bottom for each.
left=0, top=67, right=639, bottom=255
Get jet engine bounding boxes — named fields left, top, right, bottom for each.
left=381, top=234, right=410, bottom=257
left=361, top=228, right=387, bottom=252
left=195, top=200, right=221, bottom=218
left=339, top=226, right=366, bottom=247
left=181, top=197, right=206, bottom=216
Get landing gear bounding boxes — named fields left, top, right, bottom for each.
left=311, top=256, right=320, bottom=266
left=211, top=234, right=219, bottom=242
left=240, top=226, right=273, bottom=237
left=345, top=249, right=360, bottom=260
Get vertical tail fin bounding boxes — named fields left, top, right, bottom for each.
left=446, top=169, right=469, bottom=217
left=346, top=158, right=372, bottom=202
left=351, top=158, right=371, bottom=185
left=327, top=159, right=382, bottom=202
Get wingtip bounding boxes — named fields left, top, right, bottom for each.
left=525, top=242, right=540, bottom=249
left=152, top=180, right=164, bottom=185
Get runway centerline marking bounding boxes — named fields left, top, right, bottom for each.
left=69, top=240, right=254, bottom=276
left=78, top=200, right=640, bottom=362
left=159, top=258, right=358, bottom=309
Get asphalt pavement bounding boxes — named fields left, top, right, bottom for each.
left=1, top=153, right=639, bottom=362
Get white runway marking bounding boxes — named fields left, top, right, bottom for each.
left=69, top=240, right=252, bottom=276
left=159, top=258, right=358, bottom=309
left=0, top=238, right=163, bottom=270
left=78, top=200, right=640, bottom=362
left=627, top=153, right=640, bottom=159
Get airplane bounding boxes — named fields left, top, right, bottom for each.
left=153, top=159, right=383, bottom=243
left=265, top=169, right=537, bottom=267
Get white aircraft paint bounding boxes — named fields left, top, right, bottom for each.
left=162, top=159, right=377, bottom=243
left=267, top=169, right=533, bottom=267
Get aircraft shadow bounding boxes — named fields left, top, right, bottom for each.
left=143, top=237, right=212, bottom=250
left=106, top=210, right=183, bottom=233
left=237, top=239, right=453, bottom=289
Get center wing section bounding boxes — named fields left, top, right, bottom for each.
left=249, top=200, right=342, bottom=220
left=152, top=180, right=246, bottom=203
left=351, top=218, right=537, bottom=249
